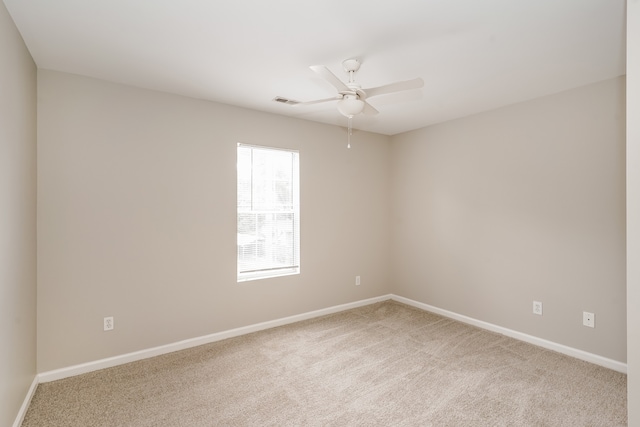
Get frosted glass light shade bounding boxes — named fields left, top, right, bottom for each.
left=337, top=96, right=364, bottom=117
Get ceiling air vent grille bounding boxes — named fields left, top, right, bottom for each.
left=273, top=96, right=300, bottom=106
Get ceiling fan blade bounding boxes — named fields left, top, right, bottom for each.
left=362, top=100, right=379, bottom=115
left=310, top=65, right=350, bottom=92
left=298, top=96, right=341, bottom=106
left=363, top=77, right=424, bottom=98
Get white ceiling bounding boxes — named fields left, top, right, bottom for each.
left=4, top=0, right=627, bottom=135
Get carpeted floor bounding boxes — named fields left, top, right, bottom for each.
left=22, top=300, right=627, bottom=426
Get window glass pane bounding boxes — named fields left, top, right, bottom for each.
left=237, top=144, right=299, bottom=281
left=237, top=146, right=252, bottom=210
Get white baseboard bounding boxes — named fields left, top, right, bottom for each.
left=38, top=294, right=392, bottom=383
left=12, top=376, right=38, bottom=427
left=390, top=294, right=627, bottom=374
left=37, top=292, right=626, bottom=386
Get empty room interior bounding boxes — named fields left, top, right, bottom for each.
left=2, top=0, right=640, bottom=425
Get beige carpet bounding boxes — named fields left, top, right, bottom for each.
left=22, top=301, right=627, bottom=426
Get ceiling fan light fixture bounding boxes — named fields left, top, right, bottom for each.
left=337, top=95, right=364, bottom=117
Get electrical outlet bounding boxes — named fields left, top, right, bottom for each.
left=533, top=301, right=543, bottom=315
left=355, top=276, right=361, bottom=286
left=583, top=311, right=595, bottom=328
left=104, top=316, right=114, bottom=331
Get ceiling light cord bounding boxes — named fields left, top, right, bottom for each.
left=347, top=115, right=353, bottom=149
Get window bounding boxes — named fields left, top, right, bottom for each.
left=237, top=144, right=300, bottom=281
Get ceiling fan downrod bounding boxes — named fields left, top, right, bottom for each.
left=343, top=59, right=360, bottom=85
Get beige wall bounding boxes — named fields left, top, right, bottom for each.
left=627, top=0, right=640, bottom=423
left=390, top=77, right=626, bottom=362
left=36, top=70, right=391, bottom=372
left=0, top=2, right=37, bottom=426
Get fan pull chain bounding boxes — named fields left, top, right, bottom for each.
left=347, top=115, right=353, bottom=149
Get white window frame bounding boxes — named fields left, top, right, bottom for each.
left=237, top=143, right=300, bottom=282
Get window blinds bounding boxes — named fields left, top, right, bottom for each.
left=237, top=144, right=300, bottom=281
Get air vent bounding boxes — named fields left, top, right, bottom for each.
left=273, top=96, right=300, bottom=106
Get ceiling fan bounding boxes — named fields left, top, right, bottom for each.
left=275, top=59, right=424, bottom=118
